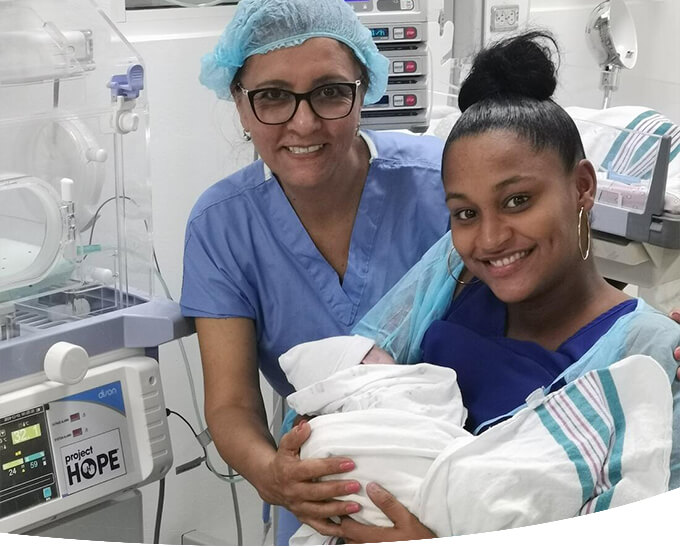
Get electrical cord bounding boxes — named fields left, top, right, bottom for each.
left=228, top=468, right=244, bottom=547
left=153, top=477, right=165, bottom=544
left=167, top=408, right=241, bottom=478
left=86, top=195, right=137, bottom=246
left=166, top=407, right=243, bottom=546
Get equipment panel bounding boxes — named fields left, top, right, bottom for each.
left=350, top=0, right=431, bottom=132
left=346, top=0, right=420, bottom=13
left=0, top=357, right=172, bottom=533
left=0, top=406, right=59, bottom=519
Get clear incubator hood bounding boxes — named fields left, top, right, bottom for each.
left=0, top=0, right=154, bottom=341
left=0, top=3, right=187, bottom=533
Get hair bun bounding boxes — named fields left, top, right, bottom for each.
left=458, top=30, right=559, bottom=112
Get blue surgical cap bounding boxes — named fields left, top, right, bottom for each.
left=199, top=0, right=389, bottom=105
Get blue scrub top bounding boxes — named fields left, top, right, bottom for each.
left=421, top=282, right=637, bottom=433
left=181, top=130, right=450, bottom=395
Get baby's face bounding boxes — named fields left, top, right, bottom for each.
left=361, top=345, right=396, bottom=364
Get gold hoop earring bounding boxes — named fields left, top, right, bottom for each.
left=578, top=206, right=591, bottom=261
left=446, top=247, right=480, bottom=285
left=243, top=129, right=252, bottom=141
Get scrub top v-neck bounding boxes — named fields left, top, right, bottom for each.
left=181, top=129, right=449, bottom=395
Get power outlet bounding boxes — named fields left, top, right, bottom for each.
left=490, top=4, right=521, bottom=31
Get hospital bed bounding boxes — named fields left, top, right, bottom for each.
left=568, top=106, right=680, bottom=306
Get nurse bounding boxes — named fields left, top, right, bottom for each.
left=179, top=0, right=449, bottom=542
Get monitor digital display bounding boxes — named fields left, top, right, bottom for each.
left=371, top=27, right=389, bottom=38
left=1, top=406, right=59, bottom=519
left=11, top=423, right=42, bottom=445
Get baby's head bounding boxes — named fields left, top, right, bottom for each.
left=279, top=335, right=382, bottom=390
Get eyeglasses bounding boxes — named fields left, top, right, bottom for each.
left=237, top=80, right=362, bottom=125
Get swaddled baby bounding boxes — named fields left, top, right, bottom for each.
left=279, top=335, right=672, bottom=544
left=281, top=335, right=471, bottom=533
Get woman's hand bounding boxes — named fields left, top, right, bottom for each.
left=337, top=482, right=436, bottom=543
left=267, top=420, right=362, bottom=537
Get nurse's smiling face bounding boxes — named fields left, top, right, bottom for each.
left=443, top=129, right=595, bottom=305
left=233, top=38, right=366, bottom=190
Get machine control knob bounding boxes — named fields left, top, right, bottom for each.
left=86, top=148, right=108, bottom=162
left=44, top=342, right=89, bottom=385
left=117, top=111, right=139, bottom=133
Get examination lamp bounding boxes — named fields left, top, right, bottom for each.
left=585, top=0, right=638, bottom=109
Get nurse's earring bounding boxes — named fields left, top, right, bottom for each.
left=578, top=206, right=591, bottom=261
left=447, top=247, right=480, bottom=285
left=243, top=128, right=252, bottom=141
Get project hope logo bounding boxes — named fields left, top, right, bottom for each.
left=65, top=445, right=121, bottom=485
left=60, top=429, right=127, bottom=494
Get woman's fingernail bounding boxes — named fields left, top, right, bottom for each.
left=367, top=482, right=382, bottom=494
left=346, top=503, right=361, bottom=514
left=345, top=482, right=360, bottom=494
left=339, top=461, right=355, bottom=472
left=296, top=419, right=307, bottom=431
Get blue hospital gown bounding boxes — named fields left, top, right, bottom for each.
left=421, top=282, right=637, bottom=432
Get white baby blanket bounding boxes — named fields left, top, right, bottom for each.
left=280, top=336, right=673, bottom=544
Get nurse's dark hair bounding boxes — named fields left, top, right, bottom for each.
left=443, top=30, right=585, bottom=172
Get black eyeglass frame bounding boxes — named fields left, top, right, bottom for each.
left=236, top=80, right=362, bottom=125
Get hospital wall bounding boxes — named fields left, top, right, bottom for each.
left=529, top=0, right=680, bottom=120
left=94, top=0, right=680, bottom=544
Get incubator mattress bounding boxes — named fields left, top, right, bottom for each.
left=0, top=239, right=41, bottom=278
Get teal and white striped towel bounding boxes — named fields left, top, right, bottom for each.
left=415, top=354, right=672, bottom=536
